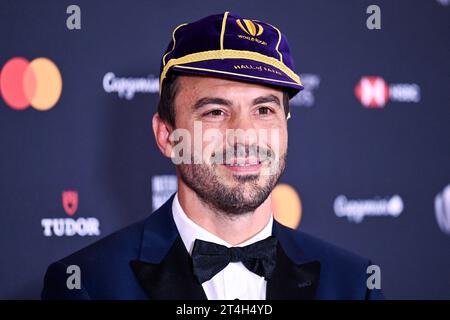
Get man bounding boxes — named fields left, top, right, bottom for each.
left=42, top=12, right=384, bottom=300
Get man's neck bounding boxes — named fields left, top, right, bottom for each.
left=177, top=181, right=272, bottom=246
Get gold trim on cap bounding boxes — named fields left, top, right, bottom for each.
left=159, top=49, right=301, bottom=94
left=268, top=23, right=283, bottom=63
left=162, top=23, right=188, bottom=67
left=220, top=12, right=229, bottom=51
left=174, top=64, right=302, bottom=86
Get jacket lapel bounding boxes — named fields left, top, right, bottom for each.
left=267, top=221, right=321, bottom=300
left=130, top=194, right=320, bottom=300
left=131, top=236, right=207, bottom=300
left=266, top=243, right=320, bottom=299
left=130, top=194, right=207, bottom=300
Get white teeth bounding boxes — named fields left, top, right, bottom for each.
left=224, top=161, right=262, bottom=167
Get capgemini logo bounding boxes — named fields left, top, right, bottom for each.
left=435, top=184, right=450, bottom=235
left=334, top=195, right=403, bottom=223
left=102, top=72, right=159, bottom=99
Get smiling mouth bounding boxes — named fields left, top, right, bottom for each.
left=223, top=160, right=262, bottom=166
left=222, top=157, right=263, bottom=165
left=220, top=158, right=264, bottom=173
left=223, top=162, right=262, bottom=167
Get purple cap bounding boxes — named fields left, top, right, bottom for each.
left=159, top=12, right=303, bottom=98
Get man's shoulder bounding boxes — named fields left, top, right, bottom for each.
left=279, top=223, right=370, bottom=267
left=55, top=194, right=176, bottom=268
left=287, top=225, right=369, bottom=264
left=41, top=218, right=148, bottom=299
left=60, top=218, right=146, bottom=266
left=276, top=223, right=383, bottom=299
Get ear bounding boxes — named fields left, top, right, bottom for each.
left=152, top=113, right=173, bottom=158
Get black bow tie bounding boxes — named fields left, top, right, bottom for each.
left=191, top=236, right=278, bottom=284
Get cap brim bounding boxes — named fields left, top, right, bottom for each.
left=171, top=59, right=303, bottom=98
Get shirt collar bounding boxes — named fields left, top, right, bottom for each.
left=172, top=192, right=274, bottom=255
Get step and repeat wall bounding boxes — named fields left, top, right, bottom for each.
left=0, top=0, right=449, bottom=299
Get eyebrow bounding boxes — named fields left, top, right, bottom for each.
left=192, top=94, right=281, bottom=110
left=252, top=94, right=281, bottom=107
left=193, top=97, right=233, bottom=110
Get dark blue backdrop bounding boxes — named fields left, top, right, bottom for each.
left=0, top=0, right=449, bottom=299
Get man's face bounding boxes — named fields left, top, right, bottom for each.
left=172, top=75, right=288, bottom=216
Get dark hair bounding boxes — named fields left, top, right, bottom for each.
left=157, top=73, right=291, bottom=127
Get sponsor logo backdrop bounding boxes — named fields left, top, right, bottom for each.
left=0, top=0, right=449, bottom=299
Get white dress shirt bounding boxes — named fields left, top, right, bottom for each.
left=172, top=192, right=274, bottom=300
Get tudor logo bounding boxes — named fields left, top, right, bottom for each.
left=236, top=19, right=264, bottom=37
left=41, top=190, right=101, bottom=237
left=62, top=190, right=78, bottom=216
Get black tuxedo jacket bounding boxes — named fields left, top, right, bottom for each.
left=42, top=194, right=384, bottom=299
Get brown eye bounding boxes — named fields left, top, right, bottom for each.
left=204, top=109, right=225, bottom=117
left=211, top=110, right=224, bottom=116
left=258, top=106, right=273, bottom=115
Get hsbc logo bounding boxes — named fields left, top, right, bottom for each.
left=41, top=190, right=101, bottom=237
left=355, top=77, right=389, bottom=108
left=355, top=76, right=420, bottom=108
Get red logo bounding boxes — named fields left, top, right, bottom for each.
left=355, top=76, right=390, bottom=108
left=0, top=57, right=62, bottom=111
left=62, top=191, right=78, bottom=216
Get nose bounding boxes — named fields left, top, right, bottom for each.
left=226, top=111, right=258, bottom=147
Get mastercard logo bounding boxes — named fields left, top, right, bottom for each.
left=0, top=57, right=62, bottom=111
left=272, top=183, right=303, bottom=229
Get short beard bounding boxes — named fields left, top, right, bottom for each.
left=178, top=154, right=286, bottom=218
